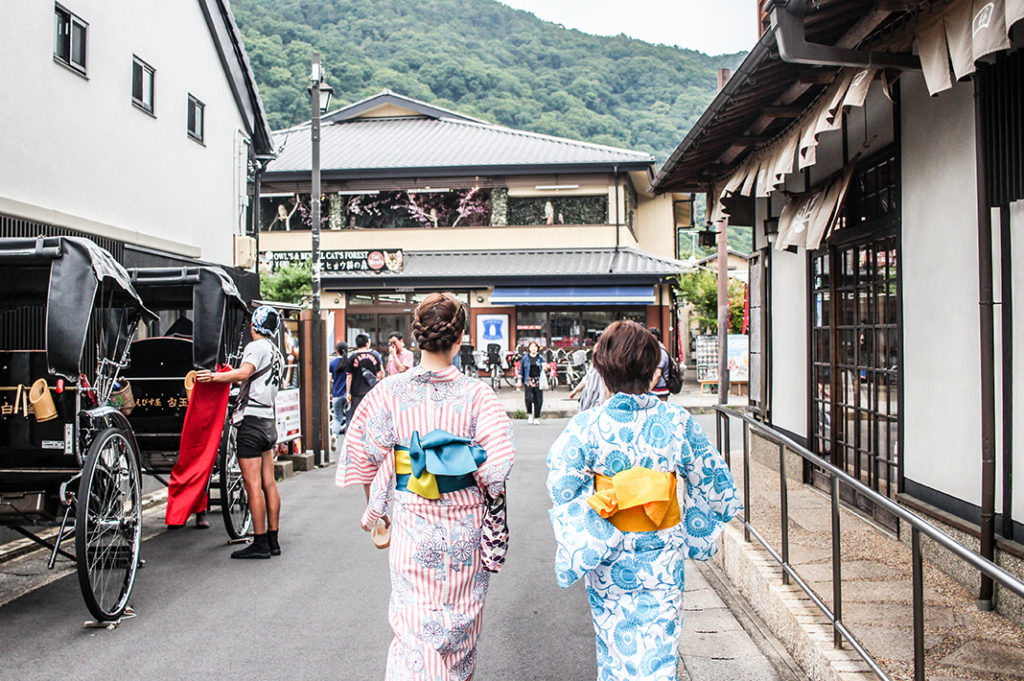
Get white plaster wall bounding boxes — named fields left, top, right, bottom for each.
left=900, top=73, right=983, bottom=506
left=0, top=1, right=250, bottom=264
left=769, top=248, right=807, bottom=436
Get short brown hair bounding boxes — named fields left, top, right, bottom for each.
left=593, top=320, right=661, bottom=394
left=412, top=292, right=466, bottom=352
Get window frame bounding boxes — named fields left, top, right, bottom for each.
left=53, top=4, right=88, bottom=76
left=187, top=94, right=205, bottom=144
left=131, top=56, right=156, bottom=115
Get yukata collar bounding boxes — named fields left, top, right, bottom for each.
left=409, top=365, right=460, bottom=384
left=605, top=392, right=660, bottom=412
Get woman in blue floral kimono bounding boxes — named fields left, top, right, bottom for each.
left=546, top=321, right=741, bottom=681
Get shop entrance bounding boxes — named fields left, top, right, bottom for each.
left=346, top=312, right=414, bottom=355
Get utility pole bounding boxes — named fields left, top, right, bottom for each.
left=716, top=68, right=731, bottom=406
left=309, top=53, right=325, bottom=466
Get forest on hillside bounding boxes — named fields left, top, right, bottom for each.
left=231, top=0, right=744, bottom=163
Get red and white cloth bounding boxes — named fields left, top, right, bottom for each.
left=337, top=365, right=515, bottom=681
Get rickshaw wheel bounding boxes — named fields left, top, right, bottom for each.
left=75, top=427, right=142, bottom=621
left=218, top=424, right=251, bottom=539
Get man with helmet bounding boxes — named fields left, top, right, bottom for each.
left=196, top=305, right=285, bottom=559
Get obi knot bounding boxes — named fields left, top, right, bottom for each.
left=588, top=466, right=680, bottom=532
left=395, top=429, right=487, bottom=499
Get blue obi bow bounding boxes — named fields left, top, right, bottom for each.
left=395, top=429, right=487, bottom=499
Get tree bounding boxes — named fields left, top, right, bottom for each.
left=674, top=270, right=746, bottom=334
left=260, top=261, right=311, bottom=305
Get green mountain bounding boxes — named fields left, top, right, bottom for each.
left=231, top=0, right=744, bottom=163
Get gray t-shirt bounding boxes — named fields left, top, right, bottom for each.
left=241, top=338, right=283, bottom=419
left=654, top=345, right=670, bottom=392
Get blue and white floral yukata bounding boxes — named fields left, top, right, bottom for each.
left=546, top=393, right=741, bottom=681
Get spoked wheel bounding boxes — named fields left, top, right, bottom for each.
left=489, top=365, right=501, bottom=391
left=75, top=427, right=142, bottom=622
left=218, top=424, right=251, bottom=540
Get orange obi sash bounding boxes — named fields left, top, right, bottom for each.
left=587, top=467, right=680, bottom=532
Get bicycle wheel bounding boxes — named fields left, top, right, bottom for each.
left=490, top=365, right=501, bottom=391
left=218, top=424, right=251, bottom=540
left=75, top=427, right=142, bottom=622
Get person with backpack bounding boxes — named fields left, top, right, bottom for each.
left=195, top=305, right=285, bottom=559
left=346, top=333, right=384, bottom=425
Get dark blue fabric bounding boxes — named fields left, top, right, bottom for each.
left=329, top=356, right=348, bottom=397
left=396, top=472, right=477, bottom=495
left=519, top=353, right=545, bottom=382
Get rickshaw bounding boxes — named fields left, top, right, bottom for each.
left=123, top=266, right=252, bottom=539
left=0, top=236, right=155, bottom=622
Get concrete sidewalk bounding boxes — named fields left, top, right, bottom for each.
left=717, top=451, right=1024, bottom=681
left=494, top=367, right=747, bottom=419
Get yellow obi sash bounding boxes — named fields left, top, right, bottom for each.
left=587, top=467, right=680, bottom=532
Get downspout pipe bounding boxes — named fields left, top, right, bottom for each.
left=769, top=0, right=921, bottom=71
left=1000, top=206, right=1014, bottom=541
left=610, top=165, right=620, bottom=273
left=974, top=72, right=997, bottom=610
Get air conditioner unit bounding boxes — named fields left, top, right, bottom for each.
left=234, top=235, right=257, bottom=269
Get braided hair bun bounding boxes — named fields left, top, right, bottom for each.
left=412, top=292, right=466, bottom=352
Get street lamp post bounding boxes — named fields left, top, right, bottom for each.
left=309, top=53, right=333, bottom=467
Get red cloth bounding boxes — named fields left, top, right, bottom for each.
left=165, top=371, right=231, bottom=526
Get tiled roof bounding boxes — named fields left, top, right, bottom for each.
left=265, top=93, right=653, bottom=175
left=315, top=247, right=687, bottom=286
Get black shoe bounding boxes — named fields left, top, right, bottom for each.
left=267, top=530, right=281, bottom=556
left=231, top=539, right=271, bottom=560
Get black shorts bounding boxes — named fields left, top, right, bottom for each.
left=236, top=416, right=278, bottom=459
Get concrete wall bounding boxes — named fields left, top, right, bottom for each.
left=0, top=1, right=251, bottom=263
left=900, top=73, right=984, bottom=508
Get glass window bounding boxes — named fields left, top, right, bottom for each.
left=54, top=5, right=87, bottom=74
left=187, top=95, right=204, bottom=143
left=132, top=56, right=155, bottom=113
left=515, top=310, right=546, bottom=349
left=346, top=314, right=378, bottom=349
left=549, top=311, right=580, bottom=349
left=581, top=310, right=616, bottom=346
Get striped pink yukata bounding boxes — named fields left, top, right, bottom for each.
left=337, top=364, right=515, bottom=681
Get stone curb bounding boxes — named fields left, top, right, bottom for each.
left=715, top=521, right=876, bottom=681
left=0, top=488, right=169, bottom=565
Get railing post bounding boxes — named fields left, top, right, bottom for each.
left=912, top=527, right=926, bottom=681
left=723, top=411, right=732, bottom=468
left=831, top=475, right=843, bottom=649
left=779, top=443, right=790, bottom=585
left=743, top=420, right=751, bottom=543
left=716, top=411, right=723, bottom=454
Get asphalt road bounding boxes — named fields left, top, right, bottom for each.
left=0, top=415, right=789, bottom=681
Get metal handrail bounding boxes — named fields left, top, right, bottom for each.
left=713, top=405, right=1024, bottom=681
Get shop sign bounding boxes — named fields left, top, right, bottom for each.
left=261, top=249, right=404, bottom=273
left=275, top=388, right=301, bottom=443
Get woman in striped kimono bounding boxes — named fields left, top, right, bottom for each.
left=337, top=292, right=515, bottom=681
left=546, top=321, right=741, bottom=681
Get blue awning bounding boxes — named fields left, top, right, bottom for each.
left=490, top=286, right=655, bottom=306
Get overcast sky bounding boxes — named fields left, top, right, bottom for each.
left=496, top=0, right=756, bottom=55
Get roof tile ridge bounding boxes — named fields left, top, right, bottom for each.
left=437, top=117, right=654, bottom=159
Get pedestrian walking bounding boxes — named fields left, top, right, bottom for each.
left=546, top=320, right=741, bottom=681
left=330, top=341, right=349, bottom=435
left=347, top=333, right=384, bottom=425
left=337, top=292, right=516, bottom=680
left=519, top=341, right=547, bottom=424
left=386, top=331, right=414, bottom=376
left=567, top=363, right=608, bottom=412
left=648, top=327, right=671, bottom=401
left=195, top=305, right=285, bottom=559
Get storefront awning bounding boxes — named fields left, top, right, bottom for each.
left=490, top=286, right=655, bottom=306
